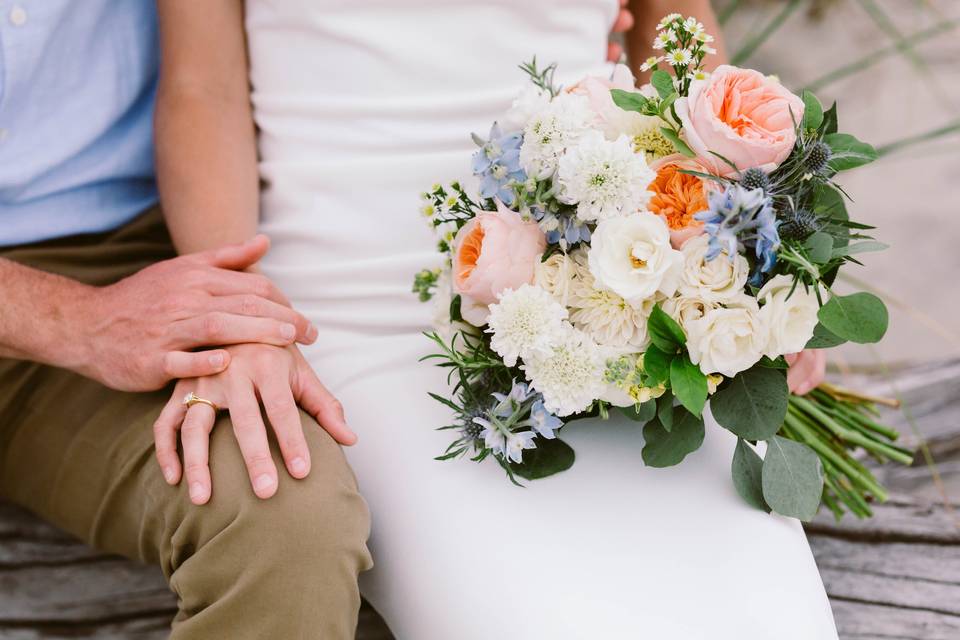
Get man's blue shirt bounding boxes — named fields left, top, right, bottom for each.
left=0, top=1, right=159, bottom=246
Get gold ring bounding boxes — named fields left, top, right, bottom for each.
left=183, top=391, right=220, bottom=412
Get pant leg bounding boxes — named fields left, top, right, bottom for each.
left=0, top=210, right=373, bottom=639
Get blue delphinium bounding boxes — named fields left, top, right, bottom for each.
left=472, top=380, right=562, bottom=464
left=694, top=183, right=780, bottom=285
left=522, top=399, right=562, bottom=439
left=472, top=123, right=526, bottom=207
left=532, top=206, right=591, bottom=247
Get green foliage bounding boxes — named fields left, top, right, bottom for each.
left=619, top=400, right=657, bottom=424
left=610, top=89, right=649, bottom=113
left=518, top=57, right=559, bottom=97
left=670, top=355, right=708, bottom=417
left=804, top=231, right=833, bottom=264
left=820, top=102, right=839, bottom=136
left=642, top=407, right=705, bottom=468
left=732, top=439, right=770, bottom=512
left=659, top=127, right=696, bottom=158
left=510, top=438, right=576, bottom=480
left=656, top=394, right=674, bottom=432
left=824, top=133, right=879, bottom=172
left=711, top=366, right=789, bottom=440
left=412, top=268, right=439, bottom=302
left=801, top=90, right=824, bottom=130
left=650, top=70, right=675, bottom=99
left=805, top=323, right=847, bottom=349
left=762, top=435, right=824, bottom=521
left=647, top=305, right=686, bottom=352
left=817, top=292, right=889, bottom=344
left=643, top=346, right=673, bottom=386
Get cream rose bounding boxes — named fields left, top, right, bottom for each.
left=757, top=275, right=823, bottom=358
left=678, top=234, right=750, bottom=303
left=587, top=213, right=683, bottom=305
left=661, top=294, right=719, bottom=335
left=534, top=252, right=577, bottom=307
left=686, top=295, right=768, bottom=377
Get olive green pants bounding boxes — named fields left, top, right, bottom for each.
left=0, top=209, right=373, bottom=639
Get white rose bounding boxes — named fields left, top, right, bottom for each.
left=678, top=234, right=750, bottom=303
left=588, top=213, right=683, bottom=304
left=534, top=251, right=577, bottom=307
left=757, top=274, right=823, bottom=358
left=661, top=294, right=719, bottom=334
left=686, top=295, right=767, bottom=377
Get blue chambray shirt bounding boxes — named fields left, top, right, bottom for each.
left=0, top=1, right=159, bottom=246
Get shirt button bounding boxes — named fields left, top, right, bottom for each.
left=9, top=6, right=27, bottom=26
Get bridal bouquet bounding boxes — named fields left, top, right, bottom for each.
left=413, top=14, right=912, bottom=521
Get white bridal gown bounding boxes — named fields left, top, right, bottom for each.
left=246, top=1, right=839, bottom=638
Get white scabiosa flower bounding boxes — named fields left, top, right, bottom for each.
left=588, top=212, right=683, bottom=304
left=486, top=284, right=568, bottom=367
left=678, top=234, right=750, bottom=303
left=557, top=131, right=656, bottom=222
left=522, top=324, right=606, bottom=417
left=757, top=274, right=824, bottom=358
left=566, top=250, right=657, bottom=350
left=519, top=92, right=595, bottom=180
left=686, top=294, right=768, bottom=377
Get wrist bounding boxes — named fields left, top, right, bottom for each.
left=46, top=282, right=102, bottom=374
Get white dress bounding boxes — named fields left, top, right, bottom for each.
left=245, top=1, right=839, bottom=638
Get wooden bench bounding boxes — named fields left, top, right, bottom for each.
left=3, top=359, right=959, bottom=639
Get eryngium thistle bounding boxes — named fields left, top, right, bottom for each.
left=804, top=141, right=832, bottom=174
left=739, top=167, right=770, bottom=192
left=779, top=208, right=822, bottom=240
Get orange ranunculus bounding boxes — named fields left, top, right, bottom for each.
left=648, top=156, right=709, bottom=249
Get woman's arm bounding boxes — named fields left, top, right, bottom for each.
left=155, top=0, right=260, bottom=254
left=625, top=0, right=728, bottom=83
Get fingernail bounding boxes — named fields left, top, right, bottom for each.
left=209, top=352, right=225, bottom=368
left=291, top=457, right=307, bottom=475
left=254, top=474, right=276, bottom=493
left=307, top=324, right=319, bottom=342
left=163, top=467, right=177, bottom=484
left=281, top=323, right=296, bottom=340
left=189, top=482, right=207, bottom=502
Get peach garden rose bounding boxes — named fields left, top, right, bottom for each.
left=675, top=65, right=804, bottom=176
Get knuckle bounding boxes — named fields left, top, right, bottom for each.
left=244, top=451, right=273, bottom=469
left=239, top=295, right=261, bottom=317
left=202, top=313, right=226, bottom=340
left=252, top=276, right=275, bottom=299
left=184, top=462, right=208, bottom=475
left=327, top=398, right=345, bottom=416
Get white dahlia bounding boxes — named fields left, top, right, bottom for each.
left=486, top=284, right=567, bottom=367
left=557, top=131, right=656, bottom=222
left=519, top=92, right=595, bottom=180
left=522, top=324, right=606, bottom=417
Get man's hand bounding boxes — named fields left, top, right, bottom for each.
left=153, top=343, right=354, bottom=505
left=69, top=235, right=318, bottom=391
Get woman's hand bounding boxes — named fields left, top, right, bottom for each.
left=153, top=343, right=355, bottom=505
left=607, top=0, right=635, bottom=62
left=785, top=349, right=827, bottom=396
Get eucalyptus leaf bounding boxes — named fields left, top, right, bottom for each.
left=610, top=89, right=648, bottom=113
left=804, top=231, right=833, bottom=264
left=732, top=439, right=770, bottom=512
left=510, top=438, right=576, bottom=480
left=761, top=436, right=824, bottom=521
left=820, top=101, right=838, bottom=135
left=711, top=366, right=788, bottom=440
left=805, top=322, right=847, bottom=349
left=834, top=240, right=888, bottom=258
left=670, top=355, right=708, bottom=417
left=817, top=292, right=888, bottom=344
left=642, top=408, right=705, bottom=468
left=656, top=394, right=674, bottom=432
left=651, top=70, right=675, bottom=99
left=620, top=400, right=657, bottom=423
left=801, top=90, right=824, bottom=130
left=660, top=127, right=696, bottom=158
left=824, top=133, right=879, bottom=172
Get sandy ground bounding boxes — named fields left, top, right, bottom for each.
left=723, top=0, right=960, bottom=368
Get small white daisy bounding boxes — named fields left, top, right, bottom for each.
left=657, top=13, right=681, bottom=30
left=668, top=48, right=694, bottom=66
left=640, top=56, right=663, bottom=72
left=652, top=30, right=676, bottom=50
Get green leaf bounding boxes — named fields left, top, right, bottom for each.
left=824, top=133, right=879, bottom=172
left=761, top=436, right=824, bottom=521
left=643, top=346, right=674, bottom=386
left=801, top=90, right=824, bottom=130
left=449, top=294, right=463, bottom=323
left=610, top=89, right=649, bottom=113
left=651, top=70, right=675, bottom=99
left=658, top=92, right=678, bottom=115
left=656, top=393, right=674, bottom=432
left=670, top=355, right=708, bottom=417
left=619, top=400, right=657, bottom=423
left=817, top=292, right=888, bottom=344
left=833, top=240, right=888, bottom=258
left=711, top=366, right=789, bottom=440
left=647, top=304, right=687, bottom=352
left=660, top=127, right=696, bottom=158
left=510, top=438, right=576, bottom=480
left=758, top=355, right=789, bottom=369
left=804, top=231, right=833, bottom=264
left=805, top=322, right=847, bottom=349
left=820, top=101, right=838, bottom=135
left=642, top=408, right=705, bottom=468
left=732, top=439, right=770, bottom=512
